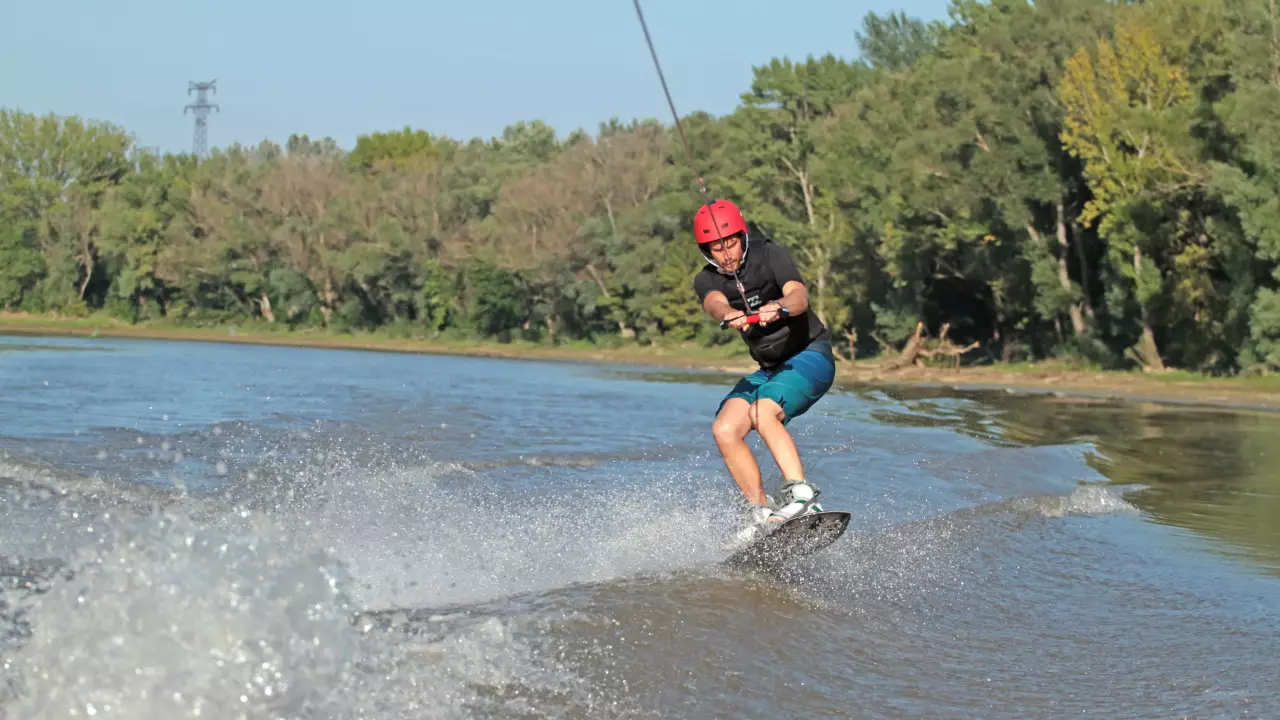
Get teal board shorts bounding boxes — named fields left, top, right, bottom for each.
left=718, top=338, right=837, bottom=425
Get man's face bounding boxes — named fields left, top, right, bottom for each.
left=705, top=234, right=744, bottom=272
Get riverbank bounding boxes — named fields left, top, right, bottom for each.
left=4, top=312, right=1280, bottom=411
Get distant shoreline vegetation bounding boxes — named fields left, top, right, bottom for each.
left=6, top=312, right=1280, bottom=413
left=4, top=2, right=1280, bottom=380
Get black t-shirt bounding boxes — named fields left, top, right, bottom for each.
left=693, top=234, right=828, bottom=369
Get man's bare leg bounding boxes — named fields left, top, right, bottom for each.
left=750, top=398, right=804, bottom=482
left=712, top=398, right=768, bottom=505
left=751, top=397, right=821, bottom=523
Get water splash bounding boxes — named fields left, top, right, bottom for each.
left=0, top=450, right=744, bottom=719
left=256, top=458, right=743, bottom=611
left=3, top=510, right=359, bottom=718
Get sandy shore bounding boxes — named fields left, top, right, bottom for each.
left=835, top=364, right=1280, bottom=412
left=3, top=314, right=1279, bottom=412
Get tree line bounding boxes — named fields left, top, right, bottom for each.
left=3, top=0, right=1280, bottom=374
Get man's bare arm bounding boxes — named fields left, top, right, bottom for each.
left=702, top=290, right=736, bottom=322
left=757, top=281, right=809, bottom=326
left=703, top=290, right=755, bottom=331
left=776, top=280, right=809, bottom=315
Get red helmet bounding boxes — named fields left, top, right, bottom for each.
left=693, top=200, right=747, bottom=244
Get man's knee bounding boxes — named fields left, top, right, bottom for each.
left=750, top=398, right=787, bottom=429
left=713, top=400, right=751, bottom=444
left=712, top=417, right=748, bottom=445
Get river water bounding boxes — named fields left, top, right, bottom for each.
left=0, top=334, right=1276, bottom=718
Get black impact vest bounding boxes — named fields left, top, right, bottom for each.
left=694, top=234, right=828, bottom=369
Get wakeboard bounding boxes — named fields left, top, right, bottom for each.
left=723, top=510, right=851, bottom=570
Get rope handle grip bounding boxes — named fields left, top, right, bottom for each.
left=720, top=313, right=761, bottom=330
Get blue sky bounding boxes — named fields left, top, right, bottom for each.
left=1, top=0, right=952, bottom=155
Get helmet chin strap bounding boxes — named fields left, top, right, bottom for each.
left=699, top=232, right=754, bottom=312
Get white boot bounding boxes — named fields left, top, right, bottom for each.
left=769, top=481, right=822, bottom=522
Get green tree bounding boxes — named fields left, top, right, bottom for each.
left=730, top=54, right=868, bottom=330
left=856, top=10, right=944, bottom=71
left=1058, top=15, right=1201, bottom=370
left=350, top=126, right=452, bottom=170
left=0, top=110, right=133, bottom=313
left=0, top=224, right=45, bottom=310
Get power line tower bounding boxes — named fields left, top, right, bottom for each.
left=184, top=80, right=219, bottom=157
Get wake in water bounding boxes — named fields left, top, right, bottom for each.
left=0, top=441, right=757, bottom=719
left=0, top=426, right=1146, bottom=720
left=763, top=482, right=1141, bottom=608
left=4, top=511, right=361, bottom=718
left=0, top=483, right=612, bottom=718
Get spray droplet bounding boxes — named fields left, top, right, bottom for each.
left=215, top=461, right=228, bottom=476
